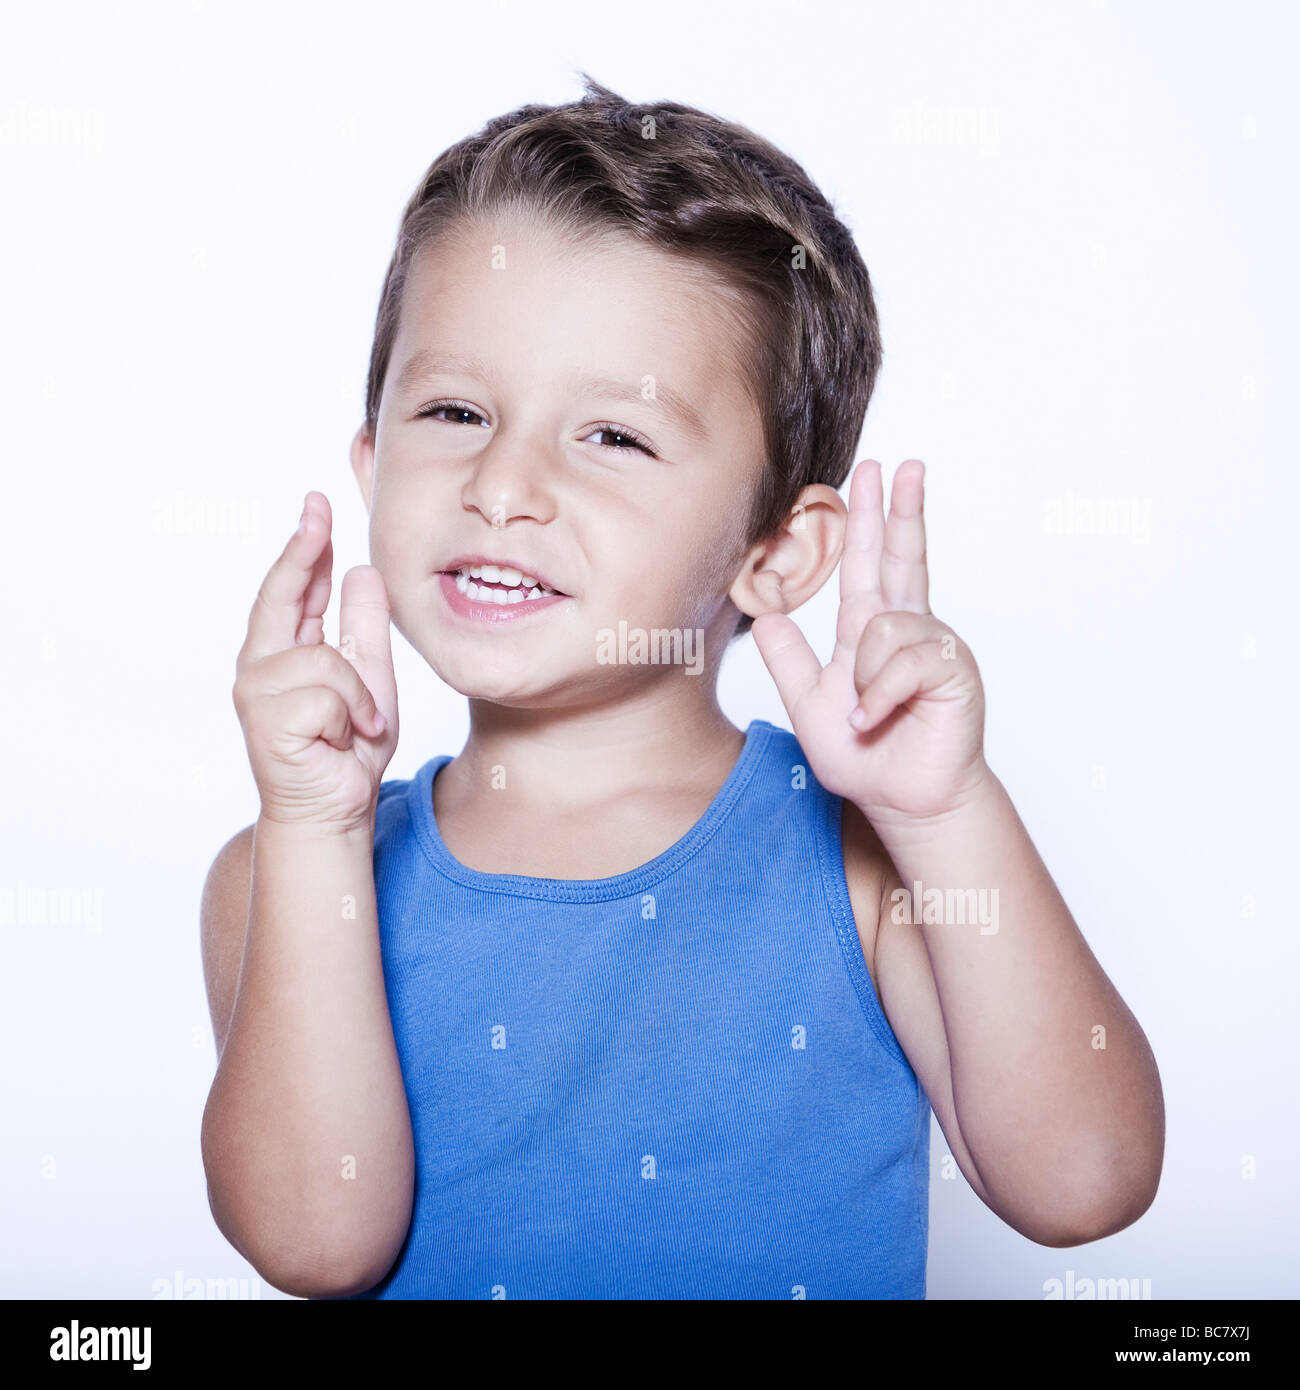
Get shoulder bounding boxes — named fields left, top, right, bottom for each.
left=836, top=799, right=943, bottom=1076
left=838, top=798, right=891, bottom=984
left=837, top=801, right=937, bottom=1053
left=837, top=800, right=996, bottom=1207
left=200, top=823, right=257, bottom=1060
left=200, top=823, right=255, bottom=938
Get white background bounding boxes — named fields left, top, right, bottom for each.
left=2, top=0, right=1295, bottom=1300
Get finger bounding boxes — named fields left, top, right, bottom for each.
left=339, top=565, right=397, bottom=733
left=262, top=685, right=356, bottom=755
left=239, top=641, right=386, bottom=740
left=296, top=493, right=333, bottom=647
left=849, top=640, right=948, bottom=733
left=838, top=459, right=885, bottom=604
left=833, top=459, right=885, bottom=665
left=239, top=491, right=331, bottom=668
left=852, top=610, right=948, bottom=696
left=751, top=612, right=823, bottom=717
left=880, top=460, right=930, bottom=615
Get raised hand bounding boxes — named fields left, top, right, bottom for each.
left=752, top=459, right=988, bottom=829
left=232, top=491, right=399, bottom=833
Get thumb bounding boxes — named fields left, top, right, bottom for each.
left=751, top=612, right=822, bottom=718
left=339, top=564, right=398, bottom=731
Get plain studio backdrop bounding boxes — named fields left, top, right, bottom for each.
left=1, top=0, right=1294, bottom=1301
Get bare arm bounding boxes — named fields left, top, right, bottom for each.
left=755, top=459, right=1163, bottom=1245
left=869, top=773, right=1164, bottom=1246
left=201, top=489, right=412, bottom=1300
left=200, top=814, right=414, bottom=1298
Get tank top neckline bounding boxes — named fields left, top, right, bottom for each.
left=404, top=718, right=781, bottom=902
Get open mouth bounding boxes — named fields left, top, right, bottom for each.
left=448, top=563, right=563, bottom=605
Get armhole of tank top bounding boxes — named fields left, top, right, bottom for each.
left=381, top=771, right=421, bottom=814
left=813, top=781, right=914, bottom=1074
left=372, top=774, right=413, bottom=848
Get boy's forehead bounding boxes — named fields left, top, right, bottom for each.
left=392, top=227, right=758, bottom=420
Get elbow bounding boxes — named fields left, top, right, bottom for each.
left=265, top=1228, right=402, bottom=1299
left=199, top=1107, right=399, bottom=1300
left=255, top=1247, right=392, bottom=1300
left=1019, top=1145, right=1164, bottom=1248
left=1025, top=1195, right=1155, bottom=1248
left=201, top=1183, right=396, bottom=1299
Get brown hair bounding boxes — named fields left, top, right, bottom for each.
left=362, top=74, right=882, bottom=632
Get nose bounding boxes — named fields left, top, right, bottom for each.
left=460, top=433, right=557, bottom=529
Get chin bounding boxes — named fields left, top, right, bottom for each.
left=427, top=647, right=568, bottom=705
left=433, top=638, right=645, bottom=711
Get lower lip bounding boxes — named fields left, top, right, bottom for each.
left=437, top=571, right=570, bottom=623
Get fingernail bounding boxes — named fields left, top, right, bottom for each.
left=849, top=707, right=870, bottom=731
left=372, top=710, right=387, bottom=734
left=296, top=511, right=307, bottom=535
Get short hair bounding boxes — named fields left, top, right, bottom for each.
left=362, top=74, right=882, bottom=633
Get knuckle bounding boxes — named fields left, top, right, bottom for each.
left=313, top=682, right=345, bottom=711
left=326, top=647, right=371, bottom=700
left=231, top=676, right=263, bottom=716
left=869, top=611, right=903, bottom=641
left=301, top=642, right=347, bottom=683
left=304, top=685, right=346, bottom=724
left=880, top=539, right=908, bottom=565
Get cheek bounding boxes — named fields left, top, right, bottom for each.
left=671, top=493, right=751, bottom=597
left=366, top=517, right=402, bottom=602
left=612, top=514, right=745, bottom=625
left=368, top=482, right=426, bottom=573
left=364, top=501, right=433, bottom=647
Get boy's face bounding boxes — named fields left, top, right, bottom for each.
left=352, top=213, right=769, bottom=706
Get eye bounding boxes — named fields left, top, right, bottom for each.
left=581, top=422, right=659, bottom=458
left=414, top=401, right=658, bottom=457
left=415, top=400, right=489, bottom=427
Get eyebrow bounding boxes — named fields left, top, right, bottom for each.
left=393, top=348, right=710, bottom=444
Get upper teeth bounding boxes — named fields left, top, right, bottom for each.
left=453, top=563, right=557, bottom=603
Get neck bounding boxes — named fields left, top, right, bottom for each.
left=444, top=680, right=746, bottom=813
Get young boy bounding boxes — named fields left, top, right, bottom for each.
left=200, top=77, right=1164, bottom=1300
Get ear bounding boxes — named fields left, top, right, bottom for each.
left=350, top=424, right=376, bottom=511
left=729, top=483, right=848, bottom=620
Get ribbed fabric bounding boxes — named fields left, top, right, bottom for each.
left=345, top=718, right=930, bottom=1299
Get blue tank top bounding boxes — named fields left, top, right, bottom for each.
left=347, top=718, right=930, bottom=1299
